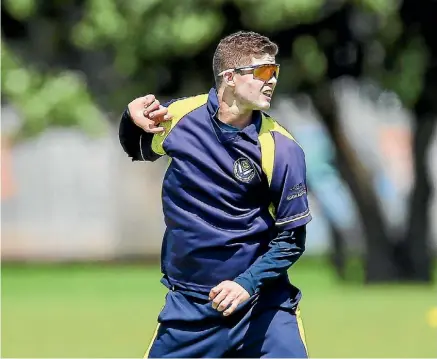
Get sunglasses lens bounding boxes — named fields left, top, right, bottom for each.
left=253, top=65, right=279, bottom=81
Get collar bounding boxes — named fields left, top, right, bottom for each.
left=206, top=87, right=261, bottom=143
left=207, top=87, right=220, bottom=118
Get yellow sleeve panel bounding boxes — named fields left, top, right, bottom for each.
left=258, top=113, right=298, bottom=186
left=258, top=113, right=300, bottom=220
left=151, top=94, right=208, bottom=156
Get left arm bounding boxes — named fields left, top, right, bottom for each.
left=233, top=226, right=306, bottom=296
left=210, top=135, right=312, bottom=315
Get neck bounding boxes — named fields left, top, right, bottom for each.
left=217, top=87, right=253, bottom=129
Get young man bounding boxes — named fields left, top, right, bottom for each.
left=119, top=31, right=312, bottom=358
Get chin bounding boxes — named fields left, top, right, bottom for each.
left=246, top=99, right=271, bottom=111
left=257, top=101, right=271, bottom=111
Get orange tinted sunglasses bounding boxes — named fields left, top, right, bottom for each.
left=220, top=64, right=280, bottom=82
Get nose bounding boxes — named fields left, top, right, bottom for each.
left=267, top=74, right=277, bottom=86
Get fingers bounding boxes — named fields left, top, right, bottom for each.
left=209, top=285, right=222, bottom=300
left=128, top=95, right=173, bottom=134
left=143, top=99, right=160, bottom=117
left=162, top=113, right=173, bottom=121
left=209, top=281, right=251, bottom=316
left=146, top=126, right=166, bottom=134
left=216, top=294, right=236, bottom=312
left=210, top=284, right=239, bottom=314
left=140, top=94, right=156, bottom=109
left=148, top=106, right=173, bottom=122
left=211, top=289, right=228, bottom=310
left=212, top=291, right=241, bottom=316
left=223, top=296, right=241, bottom=316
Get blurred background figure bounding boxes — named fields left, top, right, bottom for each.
left=1, top=0, right=436, bottom=357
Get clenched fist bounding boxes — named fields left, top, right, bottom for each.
left=128, top=94, right=173, bottom=134
left=209, top=281, right=250, bottom=316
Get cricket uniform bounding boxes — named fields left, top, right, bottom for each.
left=119, top=88, right=312, bottom=358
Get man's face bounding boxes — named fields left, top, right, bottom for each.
left=231, top=54, right=278, bottom=111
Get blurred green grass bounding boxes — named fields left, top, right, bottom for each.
left=2, top=259, right=436, bottom=358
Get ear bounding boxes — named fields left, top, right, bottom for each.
left=223, top=71, right=236, bottom=87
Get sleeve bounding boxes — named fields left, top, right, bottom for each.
left=118, top=99, right=178, bottom=162
left=118, top=108, right=158, bottom=161
left=234, top=226, right=306, bottom=295
left=269, top=132, right=312, bottom=231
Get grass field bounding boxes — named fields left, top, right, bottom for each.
left=2, top=259, right=436, bottom=358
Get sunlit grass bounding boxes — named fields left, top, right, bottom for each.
left=2, top=260, right=436, bottom=357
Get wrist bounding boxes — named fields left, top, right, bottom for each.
left=234, top=276, right=256, bottom=296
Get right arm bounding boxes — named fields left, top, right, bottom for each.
left=119, top=95, right=174, bottom=162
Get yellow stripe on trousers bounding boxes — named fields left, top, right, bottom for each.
left=143, top=323, right=160, bottom=358
left=296, top=306, right=309, bottom=356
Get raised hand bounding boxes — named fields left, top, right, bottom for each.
left=128, top=94, right=173, bottom=134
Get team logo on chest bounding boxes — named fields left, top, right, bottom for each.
left=233, top=157, right=255, bottom=183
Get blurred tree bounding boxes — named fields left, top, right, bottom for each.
left=1, top=0, right=435, bottom=281
left=1, top=0, right=327, bottom=136
left=269, top=0, right=436, bottom=282
left=390, top=0, right=436, bottom=282
left=266, top=2, right=401, bottom=281
left=285, top=0, right=436, bottom=282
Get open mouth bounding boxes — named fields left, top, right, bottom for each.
left=262, top=90, right=273, bottom=99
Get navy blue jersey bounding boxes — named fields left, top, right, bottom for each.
left=120, top=88, right=312, bottom=295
